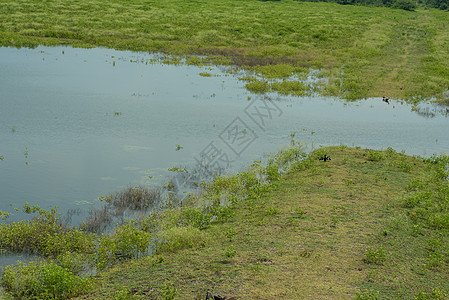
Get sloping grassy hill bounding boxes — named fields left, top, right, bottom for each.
left=1, top=0, right=449, bottom=102
left=74, top=146, right=449, bottom=299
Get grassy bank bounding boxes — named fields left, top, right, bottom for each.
left=1, top=146, right=449, bottom=298
left=69, top=146, right=447, bottom=299
left=1, top=0, right=449, bottom=102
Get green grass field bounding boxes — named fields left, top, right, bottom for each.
left=1, top=0, right=449, bottom=102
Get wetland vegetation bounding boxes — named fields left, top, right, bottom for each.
left=1, top=0, right=449, bottom=103
left=2, top=0, right=449, bottom=298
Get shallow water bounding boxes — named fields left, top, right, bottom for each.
left=0, top=252, right=39, bottom=273
left=0, top=45, right=448, bottom=227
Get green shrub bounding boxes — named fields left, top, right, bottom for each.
left=402, top=191, right=432, bottom=208
left=427, top=213, right=449, bottom=230
left=94, top=224, right=151, bottom=270
left=0, top=205, right=96, bottom=257
left=180, top=206, right=212, bottom=229
left=391, top=0, right=417, bottom=10
left=114, top=224, right=151, bottom=260
left=1, top=261, right=94, bottom=299
left=139, top=211, right=160, bottom=233
left=208, top=175, right=241, bottom=195
left=210, top=204, right=236, bottom=222
left=95, top=235, right=117, bottom=271
left=237, top=169, right=261, bottom=190
left=42, top=229, right=96, bottom=257
left=160, top=205, right=214, bottom=230
left=405, top=178, right=429, bottom=192
left=265, top=159, right=281, bottom=181
left=367, top=150, right=385, bottom=162
left=385, top=147, right=397, bottom=156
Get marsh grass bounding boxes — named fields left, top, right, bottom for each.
left=104, top=186, right=161, bottom=210
left=1, top=0, right=449, bottom=102
left=81, top=186, right=161, bottom=233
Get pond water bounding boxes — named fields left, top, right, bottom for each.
left=0, top=45, right=448, bottom=229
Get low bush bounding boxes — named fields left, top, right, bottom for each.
left=0, top=204, right=96, bottom=257
left=114, top=224, right=152, bottom=260
left=1, top=261, right=94, bottom=299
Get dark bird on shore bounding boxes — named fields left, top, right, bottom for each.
left=382, top=96, right=390, bottom=104
left=319, top=154, right=331, bottom=162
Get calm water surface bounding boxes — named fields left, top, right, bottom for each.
left=0, top=45, right=448, bottom=226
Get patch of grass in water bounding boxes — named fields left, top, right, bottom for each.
left=271, top=80, right=310, bottom=96
left=198, top=72, right=212, bottom=77
left=245, top=79, right=270, bottom=94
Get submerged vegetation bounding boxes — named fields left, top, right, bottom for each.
left=1, top=0, right=449, bottom=103
left=1, top=144, right=449, bottom=298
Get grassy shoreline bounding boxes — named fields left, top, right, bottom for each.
left=75, top=146, right=449, bottom=299
left=2, top=145, right=449, bottom=299
left=1, top=0, right=449, bottom=103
